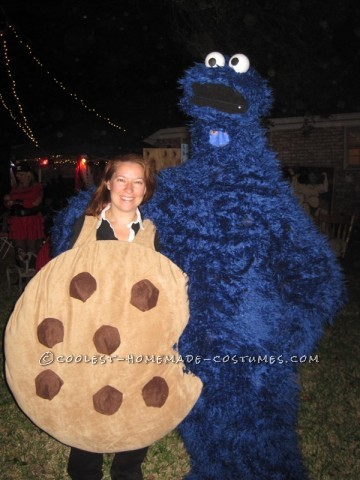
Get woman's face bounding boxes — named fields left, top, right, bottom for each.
left=16, top=171, right=32, bottom=187
left=106, top=162, right=146, bottom=214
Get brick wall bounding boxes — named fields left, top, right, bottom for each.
left=267, top=122, right=360, bottom=220
left=267, top=126, right=344, bottom=168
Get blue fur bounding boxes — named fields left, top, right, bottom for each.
left=141, top=56, right=346, bottom=479
left=51, top=187, right=94, bottom=256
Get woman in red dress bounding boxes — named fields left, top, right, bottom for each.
left=4, top=162, right=44, bottom=265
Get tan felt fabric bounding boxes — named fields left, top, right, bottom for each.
left=5, top=241, right=202, bottom=453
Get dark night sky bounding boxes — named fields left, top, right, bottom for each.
left=0, top=0, right=359, bottom=157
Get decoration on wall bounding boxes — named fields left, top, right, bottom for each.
left=0, top=25, right=127, bottom=145
left=283, top=166, right=335, bottom=218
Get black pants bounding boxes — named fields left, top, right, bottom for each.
left=67, top=446, right=148, bottom=480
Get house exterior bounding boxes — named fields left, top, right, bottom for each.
left=143, top=113, right=360, bottom=220
left=267, top=113, right=360, bottom=218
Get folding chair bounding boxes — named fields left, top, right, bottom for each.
left=0, top=212, right=13, bottom=259
left=0, top=232, right=13, bottom=259
left=317, top=213, right=356, bottom=258
left=6, top=252, right=37, bottom=293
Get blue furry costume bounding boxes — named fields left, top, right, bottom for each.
left=52, top=52, right=345, bottom=479
left=143, top=52, right=345, bottom=479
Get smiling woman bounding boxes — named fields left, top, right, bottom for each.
left=5, top=151, right=204, bottom=480
left=104, top=162, right=147, bottom=239
left=78, top=153, right=156, bottom=242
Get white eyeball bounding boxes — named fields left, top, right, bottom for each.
left=205, top=52, right=225, bottom=68
left=229, top=54, right=250, bottom=73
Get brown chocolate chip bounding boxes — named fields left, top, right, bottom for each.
left=93, top=385, right=123, bottom=415
left=130, top=279, right=159, bottom=312
left=35, top=370, right=64, bottom=400
left=142, top=376, right=169, bottom=408
left=70, top=272, right=97, bottom=302
left=37, top=318, right=64, bottom=348
left=93, top=325, right=121, bottom=355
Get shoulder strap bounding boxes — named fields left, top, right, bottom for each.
left=133, top=219, right=156, bottom=249
left=72, top=216, right=98, bottom=248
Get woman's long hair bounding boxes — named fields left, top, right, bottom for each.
left=85, top=153, right=156, bottom=217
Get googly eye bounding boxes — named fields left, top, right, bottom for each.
left=229, top=54, right=250, bottom=73
left=205, top=52, right=225, bottom=68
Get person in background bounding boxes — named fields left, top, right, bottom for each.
left=291, top=169, right=329, bottom=218
left=3, top=162, right=44, bottom=266
left=66, top=153, right=157, bottom=480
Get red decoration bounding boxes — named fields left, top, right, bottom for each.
left=39, top=157, right=49, bottom=167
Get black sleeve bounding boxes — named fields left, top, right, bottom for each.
left=68, top=214, right=85, bottom=248
left=154, top=230, right=162, bottom=252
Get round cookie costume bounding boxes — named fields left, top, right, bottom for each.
left=5, top=216, right=202, bottom=453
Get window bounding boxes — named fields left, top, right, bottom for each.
left=345, top=127, right=360, bottom=167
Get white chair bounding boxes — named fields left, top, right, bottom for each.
left=317, top=213, right=356, bottom=258
left=6, top=252, right=37, bottom=293
left=0, top=212, right=13, bottom=259
left=0, top=232, right=13, bottom=259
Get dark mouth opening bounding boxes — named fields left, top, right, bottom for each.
left=192, top=83, right=248, bottom=114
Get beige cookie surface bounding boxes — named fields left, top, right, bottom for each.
left=5, top=241, right=202, bottom=453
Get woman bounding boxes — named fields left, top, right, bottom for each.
left=4, top=162, right=44, bottom=265
left=67, top=153, right=157, bottom=480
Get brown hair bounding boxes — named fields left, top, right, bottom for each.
left=85, top=153, right=156, bottom=217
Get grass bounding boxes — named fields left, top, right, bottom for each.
left=297, top=263, right=360, bottom=480
left=1, top=246, right=359, bottom=479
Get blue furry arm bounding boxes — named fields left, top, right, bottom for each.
left=51, top=188, right=94, bottom=257
left=267, top=213, right=346, bottom=356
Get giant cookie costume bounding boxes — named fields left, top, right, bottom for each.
left=140, top=52, right=345, bottom=479
left=5, top=220, right=202, bottom=452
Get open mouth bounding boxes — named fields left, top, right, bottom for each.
left=192, top=83, right=248, bottom=114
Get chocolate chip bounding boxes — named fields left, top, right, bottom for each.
left=70, top=272, right=97, bottom=302
left=35, top=370, right=64, bottom=400
left=93, top=325, right=121, bottom=355
left=93, top=385, right=123, bottom=415
left=142, top=376, right=169, bottom=407
left=130, top=279, right=159, bottom=312
left=37, top=318, right=64, bottom=348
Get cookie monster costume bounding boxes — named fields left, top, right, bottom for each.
left=141, top=52, right=345, bottom=479
left=51, top=52, right=345, bottom=479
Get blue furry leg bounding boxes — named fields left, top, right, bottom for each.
left=178, top=370, right=309, bottom=480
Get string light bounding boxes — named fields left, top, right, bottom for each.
left=0, top=31, right=39, bottom=145
left=0, top=92, right=38, bottom=144
left=8, top=25, right=127, bottom=133
left=21, top=154, right=108, bottom=167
